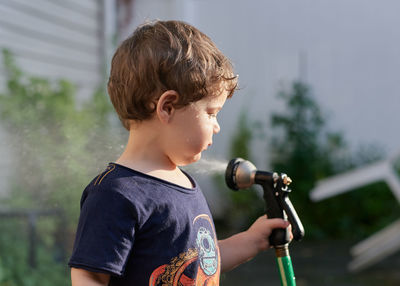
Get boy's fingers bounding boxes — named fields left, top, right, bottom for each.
left=266, top=218, right=290, bottom=229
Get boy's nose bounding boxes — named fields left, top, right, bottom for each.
left=213, top=120, right=220, bottom=134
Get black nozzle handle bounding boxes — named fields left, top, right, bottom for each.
left=264, top=197, right=290, bottom=246
left=282, top=195, right=305, bottom=241
left=257, top=172, right=291, bottom=246
left=256, top=171, right=304, bottom=246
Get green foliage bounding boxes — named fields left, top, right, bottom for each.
left=269, top=81, right=342, bottom=235
left=0, top=219, right=68, bottom=286
left=0, top=49, right=125, bottom=284
left=0, top=49, right=124, bottom=223
left=269, top=81, right=400, bottom=239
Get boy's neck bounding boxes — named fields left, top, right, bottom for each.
left=116, top=125, right=194, bottom=189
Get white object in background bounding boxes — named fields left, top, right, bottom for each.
left=309, top=153, right=400, bottom=272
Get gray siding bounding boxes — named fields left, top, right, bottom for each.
left=0, top=0, right=104, bottom=91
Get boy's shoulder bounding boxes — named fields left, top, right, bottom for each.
left=79, top=163, right=162, bottom=220
left=84, top=163, right=157, bottom=199
left=82, top=163, right=200, bottom=206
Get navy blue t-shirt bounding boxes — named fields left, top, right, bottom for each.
left=69, top=163, right=220, bottom=285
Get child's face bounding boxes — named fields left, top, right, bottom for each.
left=164, top=91, right=228, bottom=166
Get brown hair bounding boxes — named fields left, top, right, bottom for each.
left=107, top=20, right=238, bottom=130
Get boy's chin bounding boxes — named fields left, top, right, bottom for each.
left=177, top=153, right=202, bottom=167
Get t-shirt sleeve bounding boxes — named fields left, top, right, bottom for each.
left=68, top=187, right=137, bottom=276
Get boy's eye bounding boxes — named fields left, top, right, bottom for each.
left=208, top=113, right=217, bottom=119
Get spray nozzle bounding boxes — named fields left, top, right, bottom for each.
left=225, top=158, right=305, bottom=246
left=225, top=158, right=257, bottom=190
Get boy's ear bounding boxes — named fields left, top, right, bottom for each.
left=156, top=90, right=179, bottom=123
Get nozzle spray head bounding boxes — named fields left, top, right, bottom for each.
left=225, top=158, right=257, bottom=190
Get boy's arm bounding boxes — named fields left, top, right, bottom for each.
left=218, top=215, right=289, bottom=273
left=71, top=267, right=110, bottom=286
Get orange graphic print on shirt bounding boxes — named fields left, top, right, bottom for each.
left=149, top=214, right=220, bottom=286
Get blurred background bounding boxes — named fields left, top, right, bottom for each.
left=0, top=0, right=400, bottom=285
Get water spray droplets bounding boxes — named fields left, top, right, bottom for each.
left=182, top=158, right=228, bottom=175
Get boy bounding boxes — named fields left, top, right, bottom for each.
left=69, top=20, right=289, bottom=286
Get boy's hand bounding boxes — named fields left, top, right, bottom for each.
left=219, top=215, right=291, bottom=272
left=246, top=215, right=291, bottom=251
